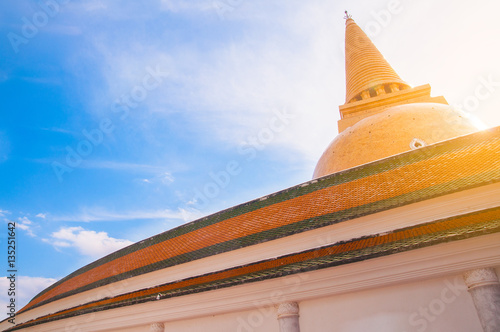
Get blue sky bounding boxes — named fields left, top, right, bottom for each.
left=1, top=0, right=500, bottom=314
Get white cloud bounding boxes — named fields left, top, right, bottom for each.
left=160, top=0, right=213, bottom=13
left=17, top=217, right=35, bottom=237
left=81, top=160, right=171, bottom=172
left=80, top=161, right=178, bottom=182
left=49, top=240, right=71, bottom=248
left=84, top=0, right=500, bottom=176
left=0, top=209, right=9, bottom=217
left=0, top=276, right=58, bottom=319
left=18, top=217, right=32, bottom=225
left=36, top=213, right=46, bottom=219
left=75, top=161, right=177, bottom=184
left=161, top=172, right=174, bottom=183
left=81, top=1, right=107, bottom=12
left=93, top=1, right=342, bottom=167
left=51, top=207, right=196, bottom=223
left=141, top=171, right=175, bottom=185
left=47, top=226, right=133, bottom=259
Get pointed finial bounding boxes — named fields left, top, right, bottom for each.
left=343, top=16, right=410, bottom=103
left=344, top=11, right=352, bottom=20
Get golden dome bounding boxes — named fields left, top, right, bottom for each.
left=313, top=103, right=478, bottom=178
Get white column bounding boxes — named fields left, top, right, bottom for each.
left=150, top=322, right=165, bottom=332
left=276, top=302, right=300, bottom=332
left=463, top=268, right=500, bottom=332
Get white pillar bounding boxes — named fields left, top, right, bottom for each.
left=276, top=302, right=300, bottom=332
left=463, top=268, right=500, bottom=332
left=150, top=322, right=165, bottom=332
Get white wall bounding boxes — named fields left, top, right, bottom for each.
left=107, top=272, right=487, bottom=332
left=109, top=307, right=279, bottom=332
left=299, top=273, right=482, bottom=332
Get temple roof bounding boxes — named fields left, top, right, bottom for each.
left=9, top=127, right=500, bottom=330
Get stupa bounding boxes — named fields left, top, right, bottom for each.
left=2, top=13, right=499, bottom=332
left=314, top=13, right=478, bottom=177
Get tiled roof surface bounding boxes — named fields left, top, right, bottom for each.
left=20, top=127, right=500, bottom=316
left=9, top=207, right=500, bottom=331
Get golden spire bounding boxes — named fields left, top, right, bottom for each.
left=344, top=14, right=410, bottom=104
